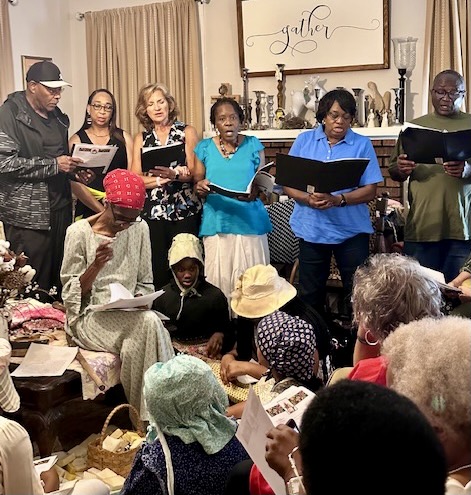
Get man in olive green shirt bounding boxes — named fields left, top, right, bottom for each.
left=389, top=70, right=471, bottom=282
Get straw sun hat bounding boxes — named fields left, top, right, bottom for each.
left=230, top=264, right=297, bottom=319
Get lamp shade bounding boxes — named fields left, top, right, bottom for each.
left=392, top=37, right=418, bottom=71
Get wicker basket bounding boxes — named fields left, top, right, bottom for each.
left=87, top=403, right=145, bottom=477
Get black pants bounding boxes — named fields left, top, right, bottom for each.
left=146, top=213, right=201, bottom=289
left=4, top=205, right=72, bottom=296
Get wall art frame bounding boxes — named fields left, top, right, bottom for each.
left=237, top=0, right=390, bottom=77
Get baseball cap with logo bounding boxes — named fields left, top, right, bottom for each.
left=26, top=61, right=71, bottom=89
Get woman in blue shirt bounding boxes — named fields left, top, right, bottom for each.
left=194, top=98, right=271, bottom=305
left=284, top=89, right=383, bottom=317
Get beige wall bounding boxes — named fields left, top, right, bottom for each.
left=8, top=0, right=427, bottom=134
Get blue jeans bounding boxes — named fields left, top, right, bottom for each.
left=298, top=234, right=370, bottom=316
left=404, top=240, right=471, bottom=283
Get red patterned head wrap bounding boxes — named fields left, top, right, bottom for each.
left=103, top=169, right=146, bottom=210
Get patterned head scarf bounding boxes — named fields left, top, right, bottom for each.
left=257, top=310, right=317, bottom=382
left=144, top=355, right=236, bottom=455
left=103, top=169, right=146, bottom=209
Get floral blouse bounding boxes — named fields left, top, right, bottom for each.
left=142, top=121, right=202, bottom=221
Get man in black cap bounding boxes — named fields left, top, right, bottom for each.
left=0, top=61, right=83, bottom=294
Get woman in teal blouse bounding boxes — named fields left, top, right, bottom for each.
left=194, top=98, right=271, bottom=306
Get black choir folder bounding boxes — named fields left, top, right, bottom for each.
left=401, top=126, right=471, bottom=163
left=275, top=153, right=369, bottom=193
left=141, top=142, right=185, bottom=173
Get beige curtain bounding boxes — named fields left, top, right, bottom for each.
left=0, top=0, right=14, bottom=103
left=423, top=0, right=470, bottom=112
left=85, top=0, right=203, bottom=137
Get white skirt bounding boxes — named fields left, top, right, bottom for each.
left=203, top=233, right=270, bottom=311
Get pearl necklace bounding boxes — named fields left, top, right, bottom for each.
left=219, top=136, right=238, bottom=159
left=448, top=463, right=471, bottom=475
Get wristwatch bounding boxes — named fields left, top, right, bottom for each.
left=287, top=476, right=304, bottom=495
left=338, top=193, right=347, bottom=207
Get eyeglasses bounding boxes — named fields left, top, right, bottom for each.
left=90, top=103, right=114, bottom=113
left=432, top=89, right=466, bottom=100
left=326, top=111, right=353, bottom=122
left=217, top=114, right=239, bottom=124
left=38, top=83, right=64, bottom=96
left=110, top=204, right=142, bottom=226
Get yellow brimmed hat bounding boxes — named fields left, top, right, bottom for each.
left=230, top=264, right=297, bottom=319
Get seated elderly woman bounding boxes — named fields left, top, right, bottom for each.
left=121, top=354, right=248, bottom=495
left=60, top=169, right=174, bottom=418
left=382, top=316, right=471, bottom=494
left=153, top=233, right=233, bottom=359
left=348, top=252, right=443, bottom=384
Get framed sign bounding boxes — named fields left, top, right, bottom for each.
left=21, top=55, right=53, bottom=89
left=237, top=0, right=389, bottom=77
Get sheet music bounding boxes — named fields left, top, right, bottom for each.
left=11, top=344, right=78, bottom=377
left=72, top=144, right=118, bottom=173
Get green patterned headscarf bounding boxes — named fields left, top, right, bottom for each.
left=144, top=355, right=236, bottom=455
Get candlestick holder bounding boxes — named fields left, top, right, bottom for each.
left=253, top=91, right=263, bottom=129
left=260, top=93, right=268, bottom=129
left=391, top=87, right=401, bottom=124
left=267, top=95, right=275, bottom=129
left=392, top=37, right=417, bottom=124
left=351, top=87, right=363, bottom=127
left=247, top=98, right=253, bottom=129
left=275, top=63, right=286, bottom=123
left=242, top=68, right=250, bottom=129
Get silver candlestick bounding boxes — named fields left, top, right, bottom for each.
left=242, top=68, right=250, bottom=128
left=253, top=91, right=263, bottom=129
left=267, top=95, right=275, bottom=129
left=391, top=87, right=401, bottom=124
left=351, top=87, right=363, bottom=127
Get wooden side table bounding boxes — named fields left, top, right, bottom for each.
left=8, top=367, right=128, bottom=456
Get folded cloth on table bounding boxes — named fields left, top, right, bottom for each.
left=9, top=299, right=66, bottom=328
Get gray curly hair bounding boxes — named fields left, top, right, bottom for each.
left=382, top=316, right=471, bottom=448
left=352, top=253, right=443, bottom=342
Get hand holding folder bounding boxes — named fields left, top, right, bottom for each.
left=140, top=142, right=185, bottom=173
left=401, top=126, right=471, bottom=163
left=275, top=153, right=369, bottom=193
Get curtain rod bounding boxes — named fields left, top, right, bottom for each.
left=75, top=0, right=209, bottom=20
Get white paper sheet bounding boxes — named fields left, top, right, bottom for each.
left=34, top=455, right=57, bottom=475
left=419, top=266, right=462, bottom=293
left=11, top=344, right=78, bottom=377
left=236, top=388, right=286, bottom=494
left=236, top=386, right=315, bottom=493
left=89, top=282, right=165, bottom=311
left=72, top=144, right=118, bottom=172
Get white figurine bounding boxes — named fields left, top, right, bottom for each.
left=381, top=110, right=389, bottom=128
left=291, top=91, right=305, bottom=117
left=367, top=109, right=377, bottom=128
